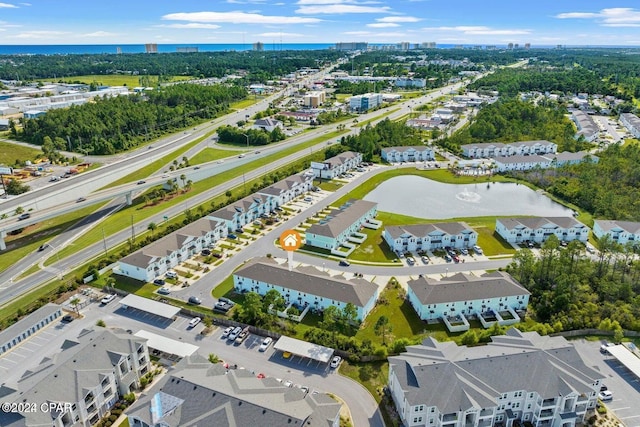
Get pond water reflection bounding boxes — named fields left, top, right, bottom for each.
left=363, top=175, right=573, bottom=219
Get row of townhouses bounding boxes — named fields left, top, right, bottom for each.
left=233, top=257, right=379, bottom=320
left=492, top=151, right=598, bottom=172
left=620, top=112, right=640, bottom=138
left=383, top=222, right=478, bottom=253
left=311, top=151, right=363, bottom=180
left=593, top=219, right=640, bottom=246
left=0, top=329, right=151, bottom=427
left=495, top=217, right=589, bottom=244
left=388, top=328, right=603, bottom=427
left=381, top=146, right=435, bottom=163
left=571, top=110, right=599, bottom=142
left=117, top=173, right=314, bottom=283
left=461, top=140, right=558, bottom=159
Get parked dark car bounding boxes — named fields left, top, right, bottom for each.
left=61, top=314, right=74, bottom=323
left=228, top=234, right=238, bottom=240
left=153, top=278, right=165, bottom=286
left=188, top=296, right=202, bottom=305
left=212, top=252, right=223, bottom=258
left=339, top=260, right=350, bottom=267
left=201, top=249, right=211, bottom=256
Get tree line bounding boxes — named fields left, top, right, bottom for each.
left=337, top=118, right=424, bottom=161
left=13, top=84, right=246, bottom=155
left=216, top=124, right=286, bottom=146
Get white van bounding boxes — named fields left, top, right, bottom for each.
left=165, top=270, right=177, bottom=279
left=188, top=317, right=201, bottom=328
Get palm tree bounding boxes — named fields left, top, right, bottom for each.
left=147, top=222, right=157, bottom=236
left=180, top=174, right=187, bottom=189
left=185, top=180, right=193, bottom=192
left=70, top=297, right=80, bottom=314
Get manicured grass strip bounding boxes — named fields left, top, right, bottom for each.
left=230, top=98, right=259, bottom=110
left=36, top=74, right=192, bottom=87
left=45, top=130, right=348, bottom=266
left=190, top=148, right=238, bottom=165
left=0, top=141, right=42, bottom=166
left=0, top=279, right=63, bottom=324
left=0, top=202, right=109, bottom=273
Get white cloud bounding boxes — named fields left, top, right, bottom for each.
left=159, top=23, right=222, bottom=29
left=296, top=4, right=391, bottom=14
left=375, top=16, right=421, bottom=23
left=367, top=22, right=399, bottom=28
left=83, top=31, right=120, bottom=37
left=19, top=1, right=29, bottom=5
left=11, top=30, right=68, bottom=39
left=556, top=8, right=640, bottom=27
left=343, top=30, right=371, bottom=35
left=162, top=11, right=321, bottom=25
left=421, top=25, right=530, bottom=35
left=297, top=0, right=384, bottom=4
left=227, top=0, right=266, bottom=3
left=256, top=31, right=306, bottom=37
left=0, top=2, right=18, bottom=7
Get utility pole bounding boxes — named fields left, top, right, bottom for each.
left=102, top=227, right=108, bottom=258
left=131, top=215, right=136, bottom=242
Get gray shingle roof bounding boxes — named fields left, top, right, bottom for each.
left=381, top=146, right=432, bottom=154
left=127, top=356, right=341, bottom=427
left=407, top=271, right=529, bottom=305
left=497, top=217, right=586, bottom=231
left=549, top=151, right=596, bottom=163
left=235, top=257, right=378, bottom=307
left=306, top=199, right=376, bottom=239
left=324, top=151, right=360, bottom=169
left=388, top=328, right=603, bottom=413
left=494, top=154, right=550, bottom=164
left=384, top=222, right=475, bottom=240
left=594, top=219, right=640, bottom=234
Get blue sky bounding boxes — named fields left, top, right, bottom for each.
left=1, top=0, right=640, bottom=46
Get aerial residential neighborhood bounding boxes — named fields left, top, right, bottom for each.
left=2, top=2, right=640, bottom=427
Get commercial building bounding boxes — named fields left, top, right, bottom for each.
left=593, top=219, right=640, bottom=246
left=303, top=90, right=326, bottom=108
left=305, top=199, right=379, bottom=255
left=349, top=93, right=383, bottom=112
left=0, top=329, right=150, bottom=427
left=620, top=112, right=640, bottom=138
left=380, top=146, right=435, bottom=164
left=395, top=77, right=427, bottom=88
left=127, top=355, right=341, bottom=427
left=252, top=117, right=283, bottom=132
left=406, top=271, right=529, bottom=329
left=310, top=151, right=362, bottom=180
left=0, top=303, right=63, bottom=356
left=233, top=257, right=379, bottom=320
left=388, top=328, right=603, bottom=427
left=461, top=140, right=557, bottom=159
left=383, top=222, right=477, bottom=253
left=496, top=217, right=589, bottom=244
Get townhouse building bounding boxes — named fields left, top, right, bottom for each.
left=257, top=173, right=314, bottom=206
left=311, top=151, right=363, bottom=180
left=593, top=219, right=640, bottom=246
left=406, top=271, right=529, bottom=324
left=388, top=328, right=603, bottom=427
left=305, top=199, right=378, bottom=254
left=117, top=216, right=228, bottom=282
left=496, top=217, right=589, bottom=244
left=349, top=93, right=382, bottom=112
left=209, top=193, right=279, bottom=231
left=0, top=303, right=63, bottom=356
left=0, top=329, right=151, bottom=427
left=381, top=146, right=435, bottom=163
left=383, top=222, right=477, bottom=253
left=461, top=140, right=557, bottom=159
left=127, top=355, right=341, bottom=427
left=571, top=110, right=599, bottom=142
left=233, top=257, right=379, bottom=320
left=620, top=112, right=640, bottom=138
left=549, top=151, right=599, bottom=166
left=493, top=155, right=552, bottom=172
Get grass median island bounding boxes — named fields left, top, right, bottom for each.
left=189, top=147, right=237, bottom=165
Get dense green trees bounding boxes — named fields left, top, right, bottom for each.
left=339, top=118, right=423, bottom=161
left=438, top=99, right=590, bottom=153
left=17, top=84, right=246, bottom=155
left=217, top=124, right=285, bottom=146
left=507, top=236, right=640, bottom=332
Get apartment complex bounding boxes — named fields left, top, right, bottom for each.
left=310, top=151, right=363, bottom=180
left=380, top=146, right=435, bottom=164
left=571, top=110, right=599, bottom=142
left=495, top=217, right=589, bottom=244
left=620, top=112, right=640, bottom=138
left=593, top=219, right=640, bottom=246
left=461, top=141, right=557, bottom=159
left=388, top=328, right=603, bottom=427
left=383, top=222, right=478, bottom=253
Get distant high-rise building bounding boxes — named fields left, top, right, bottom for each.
left=507, top=42, right=514, bottom=49
left=335, top=42, right=368, bottom=51
left=397, top=41, right=411, bottom=50
left=514, top=43, right=520, bottom=49
left=253, top=42, right=264, bottom=51
left=486, top=45, right=497, bottom=50
left=421, top=42, right=436, bottom=49
left=116, top=46, right=122, bottom=54
left=177, top=46, right=199, bottom=53
left=145, top=43, right=158, bottom=53
left=524, top=43, right=531, bottom=49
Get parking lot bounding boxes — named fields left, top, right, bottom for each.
left=572, top=339, right=640, bottom=426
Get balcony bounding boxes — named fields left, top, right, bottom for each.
left=443, top=413, right=458, bottom=423
left=539, top=409, right=554, bottom=419
left=541, top=398, right=555, bottom=408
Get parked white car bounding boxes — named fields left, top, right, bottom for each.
left=259, top=337, right=273, bottom=352
left=101, top=294, right=116, bottom=305
left=188, top=317, right=201, bottom=328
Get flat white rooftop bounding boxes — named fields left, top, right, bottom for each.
left=134, top=330, right=198, bottom=358
left=273, top=335, right=334, bottom=363
left=119, top=294, right=180, bottom=320
left=607, top=344, right=640, bottom=380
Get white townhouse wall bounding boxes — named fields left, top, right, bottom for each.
left=571, top=110, right=599, bottom=142
left=462, top=140, right=557, bottom=159
left=620, top=112, right=640, bottom=138
left=305, top=199, right=378, bottom=251
left=0, top=303, right=62, bottom=356
left=388, top=328, right=603, bottom=427
left=117, top=216, right=228, bottom=282
left=210, top=193, right=279, bottom=231
left=233, top=257, right=379, bottom=320
left=406, top=271, right=530, bottom=322
left=311, top=151, right=363, bottom=180
left=0, top=329, right=151, bottom=427
left=493, top=154, right=552, bottom=172
left=496, top=217, right=589, bottom=244
left=257, top=173, right=313, bottom=205
left=593, top=220, right=640, bottom=246
left=383, top=222, right=477, bottom=253
left=381, top=146, right=435, bottom=163
left=547, top=151, right=599, bottom=166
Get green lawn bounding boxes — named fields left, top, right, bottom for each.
left=230, top=98, right=260, bottom=110
left=316, top=180, right=344, bottom=192
left=211, top=275, right=235, bottom=299
left=0, top=141, right=43, bottom=166
left=36, top=74, right=192, bottom=87
left=0, top=278, right=66, bottom=322
left=340, top=360, right=389, bottom=403
left=189, top=148, right=238, bottom=165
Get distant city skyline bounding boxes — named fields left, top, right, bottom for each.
left=0, top=0, right=640, bottom=46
